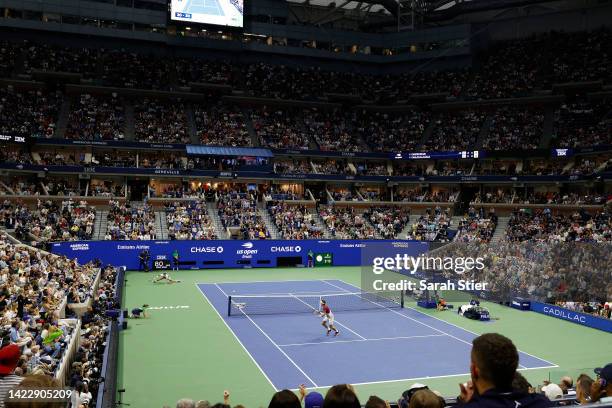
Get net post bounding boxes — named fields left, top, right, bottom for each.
left=227, top=296, right=232, bottom=316
left=400, top=291, right=404, bottom=308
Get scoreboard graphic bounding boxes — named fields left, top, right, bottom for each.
left=314, top=252, right=333, bottom=267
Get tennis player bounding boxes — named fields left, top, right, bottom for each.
left=152, top=272, right=181, bottom=284
left=320, top=299, right=339, bottom=336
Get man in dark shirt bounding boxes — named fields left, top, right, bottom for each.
left=457, top=333, right=552, bottom=408
left=138, top=250, right=150, bottom=272
left=0, top=293, right=7, bottom=313
left=16, top=295, right=31, bottom=319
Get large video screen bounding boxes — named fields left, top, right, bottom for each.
left=170, top=0, right=243, bottom=28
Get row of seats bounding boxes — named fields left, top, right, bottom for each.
left=2, top=28, right=611, bottom=98
left=3, top=86, right=609, bottom=149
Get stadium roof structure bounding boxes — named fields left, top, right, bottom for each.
left=284, top=0, right=561, bottom=28
left=285, top=0, right=473, bottom=15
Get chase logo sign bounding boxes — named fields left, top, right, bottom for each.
left=271, top=245, right=302, bottom=253
left=190, top=246, right=224, bottom=253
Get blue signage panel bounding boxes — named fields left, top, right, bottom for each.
left=51, top=240, right=429, bottom=270
left=530, top=301, right=612, bottom=333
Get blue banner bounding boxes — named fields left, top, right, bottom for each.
left=51, top=239, right=429, bottom=270
left=530, top=301, right=612, bottom=333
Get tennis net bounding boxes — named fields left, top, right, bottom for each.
left=227, top=290, right=403, bottom=316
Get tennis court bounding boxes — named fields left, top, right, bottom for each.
left=198, top=279, right=557, bottom=390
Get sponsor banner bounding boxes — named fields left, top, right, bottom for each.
left=530, top=301, right=612, bottom=333
left=51, top=239, right=429, bottom=270
left=0, top=134, right=29, bottom=144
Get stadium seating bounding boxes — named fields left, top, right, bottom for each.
left=195, top=102, right=251, bottom=147
left=165, top=201, right=218, bottom=240
left=268, top=201, right=323, bottom=239
left=0, top=86, right=61, bottom=138
left=65, top=93, right=125, bottom=141
left=217, top=191, right=269, bottom=239
left=134, top=98, right=189, bottom=144
left=105, top=201, right=156, bottom=240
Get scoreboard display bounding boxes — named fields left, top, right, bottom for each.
left=391, top=150, right=482, bottom=160
left=153, top=259, right=171, bottom=270
left=169, top=0, right=244, bottom=28
left=314, top=252, right=333, bottom=267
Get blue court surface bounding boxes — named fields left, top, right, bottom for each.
left=181, top=0, right=224, bottom=16
left=197, top=279, right=557, bottom=390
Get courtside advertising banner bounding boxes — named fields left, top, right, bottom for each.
left=51, top=239, right=429, bottom=270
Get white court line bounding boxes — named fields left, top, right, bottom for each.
left=319, top=280, right=353, bottom=293
left=215, top=279, right=333, bottom=285
left=326, top=279, right=558, bottom=370
left=214, top=284, right=319, bottom=388
left=279, top=334, right=446, bottom=347
left=289, top=364, right=555, bottom=390
left=193, top=283, right=277, bottom=391
left=225, top=291, right=340, bottom=297
left=297, top=371, right=472, bottom=390
left=288, top=293, right=367, bottom=340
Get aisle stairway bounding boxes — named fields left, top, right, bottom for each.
left=54, top=98, right=71, bottom=138
left=311, top=209, right=332, bottom=239
left=363, top=212, right=383, bottom=239
left=399, top=217, right=413, bottom=239
left=450, top=215, right=464, bottom=241
left=491, top=216, right=510, bottom=243
left=259, top=208, right=281, bottom=239
left=124, top=103, right=135, bottom=141
left=186, top=105, right=199, bottom=144
left=155, top=211, right=168, bottom=240
left=539, top=107, right=555, bottom=148
left=206, top=202, right=228, bottom=239
left=95, top=210, right=108, bottom=240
